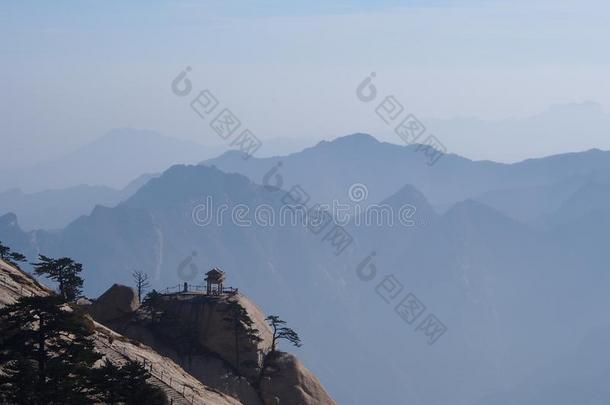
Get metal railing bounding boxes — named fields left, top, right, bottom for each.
left=160, top=284, right=238, bottom=296
left=99, top=340, right=212, bottom=405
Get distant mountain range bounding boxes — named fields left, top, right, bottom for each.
left=205, top=132, right=610, bottom=220
left=2, top=133, right=610, bottom=404
left=0, top=129, right=325, bottom=230
left=0, top=173, right=156, bottom=230
left=423, top=101, right=610, bottom=162
left=0, top=128, right=224, bottom=192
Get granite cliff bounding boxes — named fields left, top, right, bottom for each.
left=91, top=284, right=336, bottom=405
left=0, top=259, right=335, bottom=404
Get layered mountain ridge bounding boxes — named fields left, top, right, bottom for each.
left=3, top=133, right=610, bottom=404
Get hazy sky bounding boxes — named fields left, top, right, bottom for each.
left=2, top=0, right=610, bottom=166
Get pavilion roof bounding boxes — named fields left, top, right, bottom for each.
left=205, top=268, right=225, bottom=278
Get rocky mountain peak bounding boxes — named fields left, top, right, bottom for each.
left=89, top=284, right=336, bottom=405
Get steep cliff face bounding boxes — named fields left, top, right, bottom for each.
left=94, top=287, right=336, bottom=405
left=261, top=352, right=336, bottom=405
left=0, top=260, right=242, bottom=405
left=0, top=260, right=337, bottom=405
left=157, top=293, right=274, bottom=379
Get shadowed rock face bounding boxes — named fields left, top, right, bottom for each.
left=155, top=293, right=274, bottom=379
left=261, top=352, right=337, bottom=405
left=89, top=283, right=140, bottom=323
left=92, top=289, right=336, bottom=405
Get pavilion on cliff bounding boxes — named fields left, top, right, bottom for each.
left=205, top=267, right=225, bottom=295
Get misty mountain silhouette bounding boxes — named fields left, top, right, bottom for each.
left=0, top=128, right=221, bottom=192
left=2, top=133, right=610, bottom=404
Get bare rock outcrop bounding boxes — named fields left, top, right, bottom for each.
left=104, top=293, right=273, bottom=378
left=157, top=293, right=273, bottom=377
left=260, top=352, right=337, bottom=405
left=92, top=322, right=242, bottom=405
left=100, top=290, right=337, bottom=405
left=89, top=283, right=139, bottom=322
left=103, top=293, right=271, bottom=404
left=3, top=260, right=337, bottom=405
left=0, top=260, right=239, bottom=405
left=0, top=259, right=52, bottom=305
left=107, top=317, right=264, bottom=405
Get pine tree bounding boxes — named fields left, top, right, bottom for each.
left=32, top=255, right=84, bottom=301
left=0, top=241, right=10, bottom=261
left=118, top=360, right=168, bottom=405
left=0, top=241, right=27, bottom=269
left=0, top=356, right=38, bottom=404
left=142, top=289, right=163, bottom=323
left=0, top=295, right=167, bottom=403
left=90, top=359, right=122, bottom=404
left=265, top=315, right=302, bottom=353
left=9, top=252, right=27, bottom=264
left=90, top=359, right=168, bottom=404
left=223, top=300, right=262, bottom=374
left=0, top=295, right=100, bottom=403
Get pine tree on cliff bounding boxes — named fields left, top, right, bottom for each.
left=90, top=359, right=122, bottom=404
left=0, top=241, right=27, bottom=269
left=0, top=295, right=100, bottom=403
left=32, top=255, right=84, bottom=301
left=265, top=315, right=302, bottom=353
left=0, top=241, right=9, bottom=260
left=0, top=357, right=37, bottom=404
left=0, top=296, right=168, bottom=404
left=132, top=270, right=150, bottom=303
left=8, top=252, right=26, bottom=265
left=91, top=359, right=168, bottom=404
left=142, top=289, right=163, bottom=323
left=120, top=359, right=168, bottom=404
left=223, top=300, right=262, bottom=374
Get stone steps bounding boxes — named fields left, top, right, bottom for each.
left=96, top=342, right=196, bottom=405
